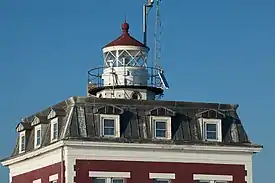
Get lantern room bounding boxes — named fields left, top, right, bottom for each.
left=87, top=21, right=168, bottom=100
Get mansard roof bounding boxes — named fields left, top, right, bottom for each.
left=8, top=96, right=262, bottom=159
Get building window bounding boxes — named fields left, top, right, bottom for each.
left=154, top=179, right=170, bottom=183
left=49, top=173, right=58, bottom=183
left=34, top=125, right=42, bottom=148
left=199, top=118, right=222, bottom=142
left=155, top=121, right=166, bottom=138
left=149, top=173, right=175, bottom=182
left=32, top=179, right=42, bottom=183
left=100, top=114, right=120, bottom=137
left=92, top=178, right=124, bottom=183
left=205, top=123, right=217, bottom=140
left=151, top=116, right=171, bottom=139
left=53, top=123, right=58, bottom=139
left=51, top=118, right=58, bottom=142
left=103, top=119, right=115, bottom=136
left=19, top=131, right=26, bottom=153
left=36, top=129, right=41, bottom=147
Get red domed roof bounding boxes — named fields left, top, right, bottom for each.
left=103, top=21, right=148, bottom=49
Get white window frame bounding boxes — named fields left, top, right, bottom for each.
left=199, top=118, right=222, bottom=142
left=100, top=114, right=120, bottom=138
left=92, top=177, right=125, bottom=183
left=150, top=116, right=171, bottom=139
left=51, top=118, right=58, bottom=142
left=89, top=171, right=130, bottom=183
left=19, top=131, right=26, bottom=153
left=149, top=173, right=175, bottom=179
left=149, top=173, right=175, bottom=183
left=33, top=179, right=41, bottom=183
left=49, top=173, right=58, bottom=183
left=34, top=125, right=42, bottom=148
left=193, top=174, right=232, bottom=182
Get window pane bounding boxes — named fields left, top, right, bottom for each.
left=205, top=123, right=217, bottom=140
left=53, top=123, right=58, bottom=139
left=104, top=119, right=115, bottom=127
left=92, top=178, right=106, bottom=183
left=103, top=119, right=115, bottom=136
left=156, top=121, right=166, bottom=130
left=156, top=129, right=166, bottom=137
left=21, top=136, right=25, bottom=151
left=206, top=123, right=216, bottom=131
left=154, top=180, right=169, bottom=183
left=112, top=179, right=124, bottom=183
left=207, top=131, right=217, bottom=140
left=36, top=129, right=41, bottom=146
left=104, top=127, right=115, bottom=136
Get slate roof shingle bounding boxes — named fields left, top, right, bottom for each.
left=9, top=96, right=262, bottom=159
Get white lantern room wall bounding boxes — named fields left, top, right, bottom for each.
left=102, top=45, right=149, bottom=87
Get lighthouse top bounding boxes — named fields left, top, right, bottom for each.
left=103, top=21, right=149, bottom=49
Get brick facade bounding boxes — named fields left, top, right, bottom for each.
left=74, top=160, right=247, bottom=183
left=12, top=162, right=64, bottom=183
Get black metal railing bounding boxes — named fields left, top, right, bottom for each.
left=87, top=66, right=163, bottom=89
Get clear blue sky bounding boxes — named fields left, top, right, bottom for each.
left=0, top=0, right=274, bottom=182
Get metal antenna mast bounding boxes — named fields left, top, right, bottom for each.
left=143, top=0, right=154, bottom=47
left=153, top=0, right=162, bottom=84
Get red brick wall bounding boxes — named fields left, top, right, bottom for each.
left=74, top=160, right=246, bottom=183
left=12, top=161, right=65, bottom=183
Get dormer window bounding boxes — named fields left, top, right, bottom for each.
left=151, top=116, right=171, bottom=139
left=199, top=118, right=222, bottom=142
left=19, top=131, right=26, bottom=153
left=103, top=119, right=115, bottom=136
left=100, top=114, right=120, bottom=137
left=34, top=125, right=42, bottom=148
left=51, top=118, right=58, bottom=142
left=155, top=121, right=166, bottom=138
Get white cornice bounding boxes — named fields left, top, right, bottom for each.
left=1, top=140, right=262, bottom=167
left=63, top=141, right=262, bottom=154
left=1, top=141, right=64, bottom=166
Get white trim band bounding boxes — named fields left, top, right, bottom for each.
left=1, top=141, right=64, bottom=166
left=63, top=141, right=262, bottom=154
left=33, top=179, right=41, bottom=183
left=49, top=173, right=59, bottom=181
left=89, top=171, right=131, bottom=178
left=149, top=173, right=175, bottom=179
left=2, top=140, right=262, bottom=166
left=103, top=45, right=149, bottom=53
left=193, top=174, right=233, bottom=181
